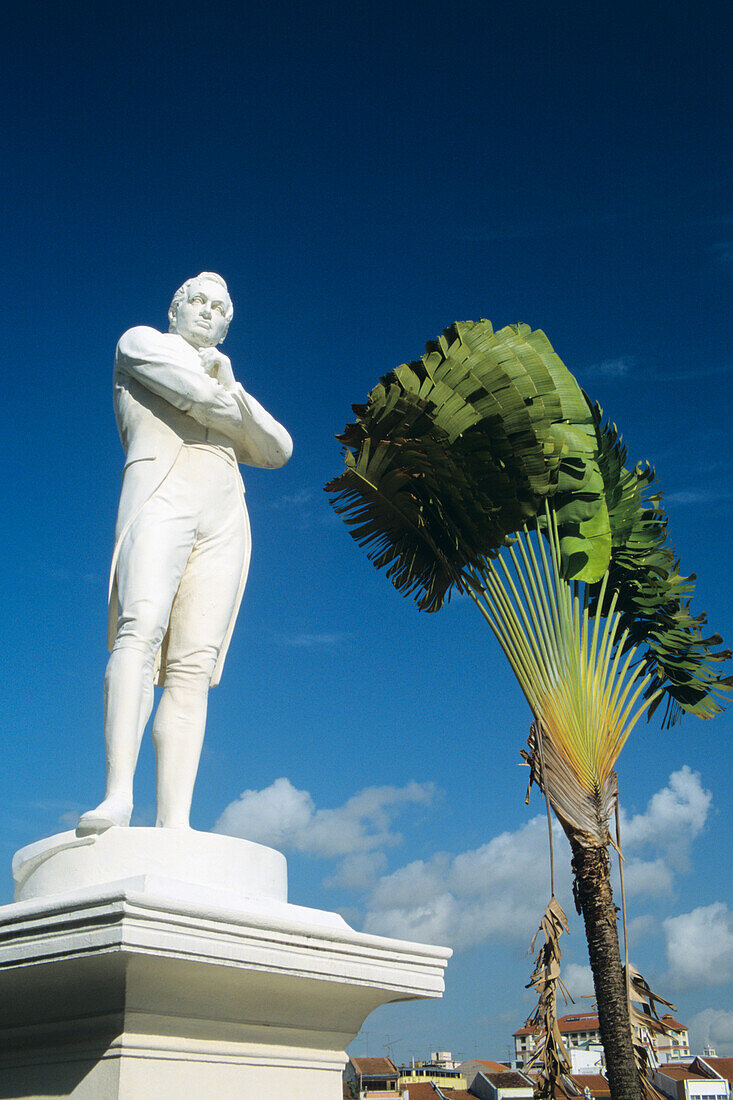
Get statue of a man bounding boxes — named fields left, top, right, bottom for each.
left=78, top=273, right=292, bottom=834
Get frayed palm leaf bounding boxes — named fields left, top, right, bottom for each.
left=626, top=963, right=676, bottom=1073
left=524, top=897, right=573, bottom=1099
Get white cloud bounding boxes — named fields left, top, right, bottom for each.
left=621, top=857, right=674, bottom=897
left=214, top=769, right=715, bottom=965
left=213, top=777, right=435, bottom=859
left=619, top=766, right=711, bottom=869
left=214, top=776, right=313, bottom=847
left=626, top=914, right=656, bottom=945
left=583, top=356, right=636, bottom=379
left=689, top=1008, right=733, bottom=1057
left=324, top=851, right=388, bottom=890
left=275, top=631, right=352, bottom=648
left=562, top=963, right=595, bottom=999
left=664, top=491, right=714, bottom=506
left=663, top=903, right=733, bottom=988
left=270, top=488, right=315, bottom=509
left=58, top=809, right=83, bottom=829
left=664, top=489, right=733, bottom=506
left=360, top=768, right=712, bottom=950
left=363, top=814, right=574, bottom=949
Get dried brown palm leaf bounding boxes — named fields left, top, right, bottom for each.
left=523, top=721, right=618, bottom=850
left=523, top=897, right=573, bottom=1099
left=627, top=964, right=676, bottom=1022
left=626, top=963, right=677, bottom=1072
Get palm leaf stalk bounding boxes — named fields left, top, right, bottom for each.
left=326, top=320, right=731, bottom=1100
left=464, top=510, right=659, bottom=847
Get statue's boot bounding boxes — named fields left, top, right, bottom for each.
left=77, top=793, right=133, bottom=834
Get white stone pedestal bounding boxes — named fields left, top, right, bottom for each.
left=0, top=829, right=451, bottom=1099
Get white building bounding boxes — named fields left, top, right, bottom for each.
left=513, top=1011, right=690, bottom=1070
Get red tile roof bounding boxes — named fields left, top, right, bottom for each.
left=702, top=1058, right=733, bottom=1082
left=571, top=1073, right=611, bottom=1097
left=350, top=1055, right=399, bottom=1076
left=659, top=1016, right=687, bottom=1032
left=476, top=1060, right=512, bottom=1072
left=515, top=1014, right=601, bottom=1038
left=644, top=1015, right=689, bottom=1036
left=657, top=1065, right=707, bottom=1081
left=519, top=1072, right=609, bottom=1099
left=516, top=1012, right=687, bottom=1041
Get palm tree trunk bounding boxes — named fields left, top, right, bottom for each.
left=571, top=843, right=642, bottom=1100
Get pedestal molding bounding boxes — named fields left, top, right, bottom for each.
left=0, top=886, right=450, bottom=996
left=0, top=833, right=452, bottom=1098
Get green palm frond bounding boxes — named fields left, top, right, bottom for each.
left=326, top=321, right=608, bottom=610
left=589, top=405, right=733, bottom=725
left=327, top=319, right=729, bottom=728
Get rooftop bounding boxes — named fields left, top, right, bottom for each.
left=548, top=1073, right=611, bottom=1099
left=515, top=1010, right=689, bottom=1042
left=699, top=1057, right=733, bottom=1082
left=484, top=1070, right=534, bottom=1088
left=468, top=1059, right=512, bottom=1072
left=571, top=1073, right=612, bottom=1097
left=515, top=1014, right=601, bottom=1038
left=656, top=1065, right=708, bottom=1082
left=350, top=1055, right=399, bottom=1076
left=658, top=1015, right=688, bottom=1033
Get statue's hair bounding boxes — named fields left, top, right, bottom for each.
left=168, top=272, right=234, bottom=338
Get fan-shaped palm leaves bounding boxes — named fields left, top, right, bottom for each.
left=327, top=320, right=730, bottom=719
left=326, top=319, right=730, bottom=1100
left=467, top=511, right=656, bottom=848
left=589, top=407, right=730, bottom=725
left=330, top=320, right=608, bottom=609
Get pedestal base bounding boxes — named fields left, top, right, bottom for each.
left=0, top=830, right=451, bottom=1099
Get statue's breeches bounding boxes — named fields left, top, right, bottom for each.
left=112, top=443, right=250, bottom=688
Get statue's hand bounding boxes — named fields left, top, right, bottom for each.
left=199, top=348, right=237, bottom=391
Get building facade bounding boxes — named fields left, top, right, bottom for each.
left=513, top=1011, right=690, bottom=1069
left=345, top=1056, right=400, bottom=1096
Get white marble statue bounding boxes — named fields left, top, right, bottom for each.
left=78, top=273, right=292, bottom=834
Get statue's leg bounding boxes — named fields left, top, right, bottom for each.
left=153, top=451, right=249, bottom=829
left=151, top=680, right=210, bottom=829
left=78, top=468, right=199, bottom=834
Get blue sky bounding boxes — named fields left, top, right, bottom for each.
left=1, top=0, right=732, bottom=1067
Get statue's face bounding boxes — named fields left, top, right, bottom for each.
left=172, top=278, right=231, bottom=349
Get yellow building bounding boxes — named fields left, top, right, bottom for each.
left=399, top=1053, right=467, bottom=1090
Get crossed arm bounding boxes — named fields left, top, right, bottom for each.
left=116, top=327, right=293, bottom=468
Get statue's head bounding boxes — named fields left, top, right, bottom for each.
left=168, top=272, right=234, bottom=349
